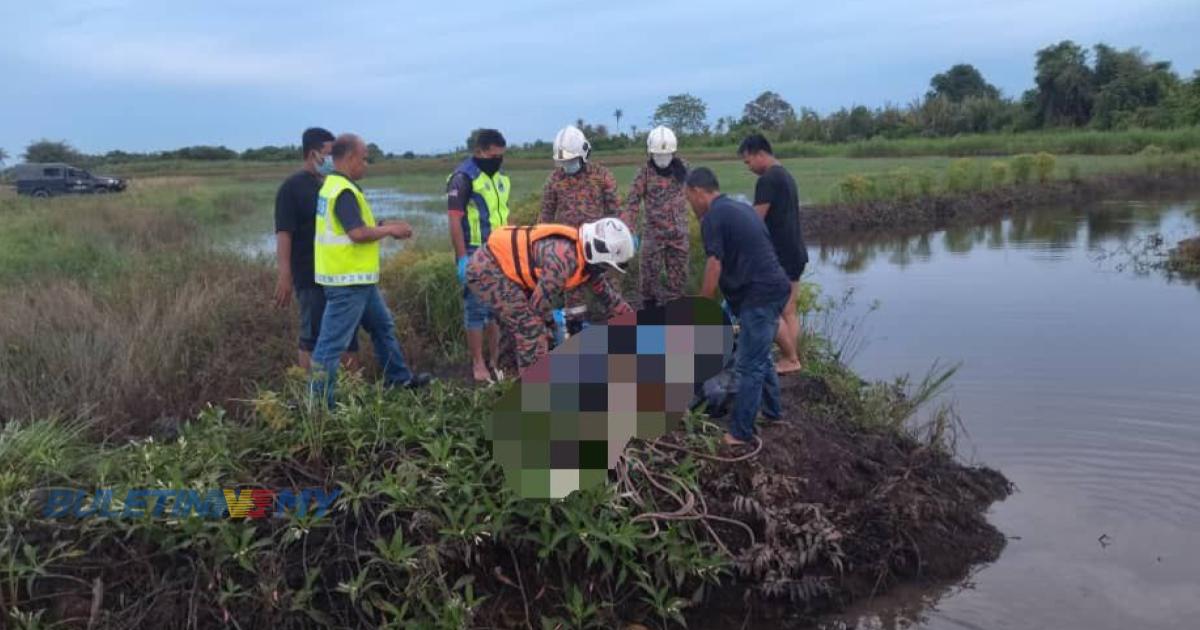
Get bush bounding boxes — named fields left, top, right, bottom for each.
left=945, top=159, right=982, bottom=193
left=1033, top=152, right=1057, bottom=184
left=837, top=174, right=874, bottom=203
left=989, top=161, right=1010, bottom=187
left=379, top=249, right=467, bottom=368
left=1010, top=154, right=1036, bottom=185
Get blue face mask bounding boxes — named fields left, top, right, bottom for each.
left=317, top=154, right=334, bottom=175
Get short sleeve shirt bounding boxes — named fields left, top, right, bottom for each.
left=701, top=195, right=791, bottom=312
left=273, top=170, right=323, bottom=289
left=753, top=164, right=809, bottom=280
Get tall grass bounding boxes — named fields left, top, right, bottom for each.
left=0, top=185, right=291, bottom=434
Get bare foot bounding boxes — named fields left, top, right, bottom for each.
left=775, top=359, right=803, bottom=374
left=722, top=432, right=749, bottom=446
left=472, top=364, right=492, bottom=383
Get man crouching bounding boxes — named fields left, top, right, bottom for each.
left=466, top=217, right=635, bottom=374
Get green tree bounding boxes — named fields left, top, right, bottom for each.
left=652, top=93, right=708, bottom=135
left=0, top=147, right=8, bottom=168
left=613, top=108, right=623, bottom=134
left=742, top=91, right=797, bottom=130
left=23, top=139, right=85, bottom=164
left=366, top=142, right=385, bottom=163
left=927, top=64, right=1000, bottom=102
left=1029, top=40, right=1095, bottom=127
left=1090, top=44, right=1178, bottom=129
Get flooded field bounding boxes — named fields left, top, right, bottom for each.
left=237, top=188, right=443, bottom=257
left=810, top=197, right=1200, bottom=629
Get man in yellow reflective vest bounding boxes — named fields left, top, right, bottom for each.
left=447, top=129, right=508, bottom=383
left=309, top=134, right=432, bottom=406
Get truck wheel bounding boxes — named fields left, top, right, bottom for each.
left=32, top=189, right=50, bottom=198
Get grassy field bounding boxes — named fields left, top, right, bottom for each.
left=364, top=153, right=1151, bottom=206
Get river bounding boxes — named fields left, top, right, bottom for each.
left=808, top=196, right=1200, bottom=629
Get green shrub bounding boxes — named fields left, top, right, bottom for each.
left=1010, top=154, right=1036, bottom=185
left=945, top=159, right=982, bottom=193
left=989, top=161, right=1010, bottom=187
left=380, top=249, right=466, bottom=367
left=916, top=171, right=937, bottom=197
left=837, top=174, right=874, bottom=203
left=1033, top=152, right=1057, bottom=184
left=890, top=167, right=916, bottom=199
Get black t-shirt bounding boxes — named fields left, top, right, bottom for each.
left=753, top=164, right=809, bottom=279
left=701, top=195, right=791, bottom=313
left=274, top=170, right=322, bottom=289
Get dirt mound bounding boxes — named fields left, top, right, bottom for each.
left=686, top=374, right=1012, bottom=626
left=802, top=171, right=1200, bottom=239
left=1169, top=236, right=1200, bottom=274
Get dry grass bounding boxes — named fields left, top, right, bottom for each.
left=0, top=257, right=292, bottom=435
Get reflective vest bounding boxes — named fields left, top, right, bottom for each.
left=314, top=173, right=380, bottom=286
left=448, top=158, right=510, bottom=249
left=486, top=225, right=589, bottom=291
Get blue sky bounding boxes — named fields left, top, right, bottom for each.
left=1, top=0, right=1197, bottom=156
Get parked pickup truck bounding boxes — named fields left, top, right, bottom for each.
left=11, top=162, right=127, bottom=197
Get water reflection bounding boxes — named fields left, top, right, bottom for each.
left=816, top=199, right=1200, bottom=273
left=808, top=195, right=1200, bottom=630
left=236, top=188, right=443, bottom=258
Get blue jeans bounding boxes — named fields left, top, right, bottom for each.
left=309, top=285, right=413, bottom=407
left=729, top=294, right=787, bottom=441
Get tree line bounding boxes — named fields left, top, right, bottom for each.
left=5, top=39, right=1198, bottom=167
left=538, top=40, right=1199, bottom=152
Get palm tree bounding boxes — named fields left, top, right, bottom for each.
left=613, top=108, right=624, bottom=134
left=0, top=147, right=8, bottom=168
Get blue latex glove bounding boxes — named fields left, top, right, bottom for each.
left=456, top=256, right=468, bottom=284
left=552, top=309, right=567, bottom=345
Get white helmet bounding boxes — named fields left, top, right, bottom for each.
left=578, top=217, right=635, bottom=273
left=647, top=126, right=678, bottom=155
left=553, top=126, right=591, bottom=162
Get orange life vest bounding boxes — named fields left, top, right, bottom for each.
left=486, top=225, right=590, bottom=291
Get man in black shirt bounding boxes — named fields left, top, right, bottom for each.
left=273, top=127, right=359, bottom=369
left=687, top=167, right=790, bottom=446
left=739, top=134, right=809, bottom=375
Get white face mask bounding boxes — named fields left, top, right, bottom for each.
left=652, top=153, right=674, bottom=169
left=559, top=158, right=583, bottom=175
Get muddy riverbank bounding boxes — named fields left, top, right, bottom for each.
left=802, top=169, right=1200, bottom=238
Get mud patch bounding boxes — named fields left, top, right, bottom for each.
left=803, top=171, right=1200, bottom=239
left=681, top=374, right=1012, bottom=626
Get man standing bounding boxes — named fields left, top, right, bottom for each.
left=685, top=167, right=791, bottom=446
left=539, top=126, right=624, bottom=326
left=309, top=134, right=431, bottom=407
left=465, top=217, right=635, bottom=373
left=448, top=129, right=508, bottom=383
left=739, top=133, right=809, bottom=374
left=273, top=127, right=359, bottom=368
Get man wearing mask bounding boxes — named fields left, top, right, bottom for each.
left=621, top=126, right=690, bottom=309
left=447, top=129, right=509, bottom=383
left=539, top=125, right=623, bottom=330
left=273, top=127, right=359, bottom=369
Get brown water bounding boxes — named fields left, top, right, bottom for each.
left=808, top=197, right=1200, bottom=629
